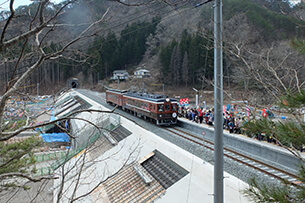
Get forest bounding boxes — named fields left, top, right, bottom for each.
left=0, top=0, right=305, bottom=98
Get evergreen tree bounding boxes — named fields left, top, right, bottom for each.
left=242, top=91, right=305, bottom=202
left=159, top=29, right=214, bottom=86
left=188, top=34, right=201, bottom=84
left=181, top=51, right=189, bottom=87
left=180, top=29, right=191, bottom=57
left=86, top=17, right=161, bottom=78
left=101, top=32, right=119, bottom=76
left=160, top=40, right=178, bottom=83
left=169, top=45, right=181, bottom=86
left=0, top=135, right=41, bottom=191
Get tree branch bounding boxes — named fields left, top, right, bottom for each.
left=0, top=0, right=15, bottom=44
left=0, top=172, right=58, bottom=182
left=0, top=107, right=117, bottom=141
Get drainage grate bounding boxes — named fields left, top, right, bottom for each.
left=110, top=125, right=132, bottom=142
left=87, top=134, right=114, bottom=161
left=141, top=150, right=188, bottom=189
left=73, top=96, right=92, bottom=111
left=55, top=95, right=92, bottom=117
left=102, top=165, right=165, bottom=203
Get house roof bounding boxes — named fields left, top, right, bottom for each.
left=113, top=70, right=128, bottom=73
left=135, top=69, right=150, bottom=73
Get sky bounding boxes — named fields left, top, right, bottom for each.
left=0, top=0, right=63, bottom=11
left=290, top=0, right=301, bottom=6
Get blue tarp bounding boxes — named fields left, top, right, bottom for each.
left=40, top=133, right=70, bottom=143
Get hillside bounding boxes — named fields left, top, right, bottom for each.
left=1, top=0, right=305, bottom=107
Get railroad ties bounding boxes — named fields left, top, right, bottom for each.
left=164, top=126, right=301, bottom=187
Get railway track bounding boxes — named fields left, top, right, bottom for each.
left=163, top=126, right=302, bottom=187
left=76, top=89, right=302, bottom=186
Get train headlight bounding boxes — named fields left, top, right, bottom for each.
left=172, top=112, right=177, bottom=118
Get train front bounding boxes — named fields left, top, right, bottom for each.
left=156, top=98, right=178, bottom=125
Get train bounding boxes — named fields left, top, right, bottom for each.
left=106, top=89, right=178, bottom=125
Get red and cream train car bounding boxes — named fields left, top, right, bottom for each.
left=105, top=90, right=126, bottom=107
left=106, top=90, right=178, bottom=125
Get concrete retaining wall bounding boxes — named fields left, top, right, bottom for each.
left=178, top=119, right=303, bottom=173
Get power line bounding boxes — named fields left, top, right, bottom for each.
left=86, top=1, right=200, bottom=51
left=48, top=0, right=198, bottom=51
left=0, top=1, right=211, bottom=83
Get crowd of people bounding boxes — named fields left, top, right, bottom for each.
left=178, top=105, right=244, bottom=134
left=178, top=105, right=279, bottom=146
left=178, top=104, right=305, bottom=153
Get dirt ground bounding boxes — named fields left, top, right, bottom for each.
left=90, top=78, right=256, bottom=109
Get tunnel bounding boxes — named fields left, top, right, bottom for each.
left=67, top=78, right=80, bottom=88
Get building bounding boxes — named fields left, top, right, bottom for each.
left=134, top=69, right=151, bottom=78
left=111, top=70, right=129, bottom=80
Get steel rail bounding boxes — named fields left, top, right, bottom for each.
left=163, top=127, right=301, bottom=187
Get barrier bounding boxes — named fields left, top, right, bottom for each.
left=50, top=114, right=120, bottom=171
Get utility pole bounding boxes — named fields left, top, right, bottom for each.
left=193, top=88, right=199, bottom=107
left=37, top=83, right=39, bottom=99
left=214, top=0, right=224, bottom=203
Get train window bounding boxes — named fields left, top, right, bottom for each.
left=150, top=103, right=152, bottom=110
left=158, top=104, right=164, bottom=112
left=172, top=104, right=177, bottom=111
left=166, top=104, right=170, bottom=111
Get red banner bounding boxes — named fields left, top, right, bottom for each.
left=179, top=98, right=189, bottom=106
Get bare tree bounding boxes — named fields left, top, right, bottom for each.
left=220, top=6, right=305, bottom=202
left=0, top=0, right=118, bottom=199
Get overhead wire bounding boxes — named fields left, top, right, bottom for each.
left=82, top=1, right=203, bottom=51
left=43, top=0, right=201, bottom=50
left=0, top=1, right=212, bottom=80
left=0, top=2, right=166, bottom=77
left=42, top=0, right=167, bottom=47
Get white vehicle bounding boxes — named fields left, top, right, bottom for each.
left=270, top=106, right=280, bottom=111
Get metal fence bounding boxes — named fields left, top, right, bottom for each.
left=33, top=113, right=120, bottom=176
left=35, top=151, right=67, bottom=163
left=50, top=114, right=120, bottom=171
